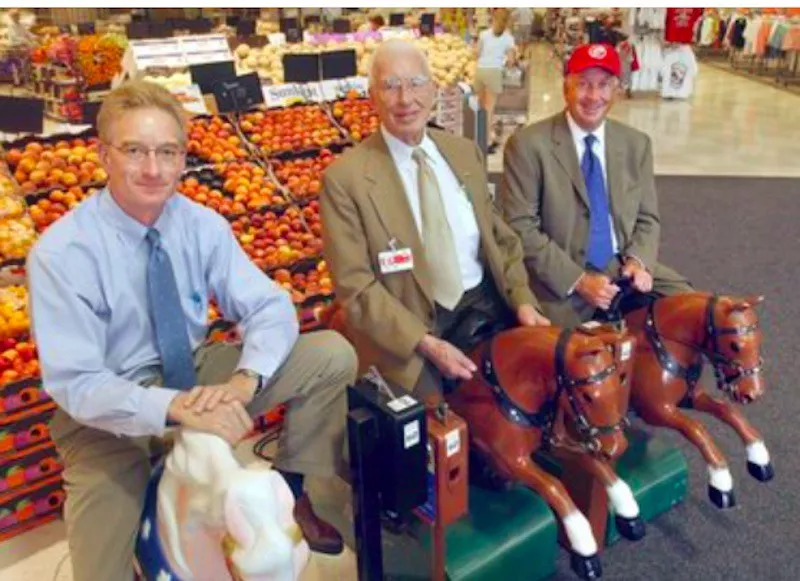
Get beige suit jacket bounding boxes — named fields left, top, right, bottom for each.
left=499, top=112, right=690, bottom=328
left=321, top=129, right=538, bottom=392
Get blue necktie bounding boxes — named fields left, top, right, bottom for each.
left=146, top=228, right=197, bottom=390
left=581, top=134, right=614, bottom=271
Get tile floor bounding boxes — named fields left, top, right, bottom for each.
left=2, top=40, right=798, bottom=581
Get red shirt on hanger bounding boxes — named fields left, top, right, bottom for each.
left=664, top=8, right=704, bottom=44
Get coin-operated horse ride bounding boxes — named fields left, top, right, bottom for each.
left=442, top=320, right=643, bottom=580
left=620, top=289, right=772, bottom=509
left=134, top=429, right=310, bottom=581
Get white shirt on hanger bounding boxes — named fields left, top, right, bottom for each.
left=381, top=125, right=484, bottom=291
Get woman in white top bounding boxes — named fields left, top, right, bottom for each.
left=474, top=9, right=517, bottom=153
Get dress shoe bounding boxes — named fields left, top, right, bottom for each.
left=293, top=493, right=344, bottom=555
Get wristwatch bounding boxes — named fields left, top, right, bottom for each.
left=236, top=369, right=267, bottom=398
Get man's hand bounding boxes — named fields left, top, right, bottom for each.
left=417, top=334, right=477, bottom=380
left=181, top=378, right=255, bottom=415
left=517, top=304, right=551, bottom=327
left=576, top=272, right=621, bottom=310
left=167, top=393, right=253, bottom=446
left=621, top=258, right=654, bottom=293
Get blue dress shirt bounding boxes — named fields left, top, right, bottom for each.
left=27, top=189, right=299, bottom=438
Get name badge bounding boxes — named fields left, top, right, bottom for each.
left=379, top=248, right=414, bottom=274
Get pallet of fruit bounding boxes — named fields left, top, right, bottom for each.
left=177, top=160, right=289, bottom=220
left=327, top=93, right=380, bottom=144
left=237, top=103, right=350, bottom=162
left=0, top=168, right=36, bottom=284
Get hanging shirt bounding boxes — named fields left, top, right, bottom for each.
left=664, top=8, right=704, bottom=44
left=660, top=45, right=699, bottom=99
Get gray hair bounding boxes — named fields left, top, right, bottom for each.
left=368, top=39, right=432, bottom=89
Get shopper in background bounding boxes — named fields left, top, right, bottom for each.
left=499, top=44, right=691, bottom=328
left=27, top=81, right=356, bottom=581
left=3, top=9, right=35, bottom=86
left=358, top=13, right=385, bottom=33
left=321, top=40, right=548, bottom=404
left=474, top=8, right=517, bottom=153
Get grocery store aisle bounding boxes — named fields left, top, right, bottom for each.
left=487, top=43, right=800, bottom=178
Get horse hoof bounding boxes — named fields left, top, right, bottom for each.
left=708, top=485, right=736, bottom=509
left=615, top=515, right=646, bottom=541
left=570, top=552, right=603, bottom=580
left=747, top=461, right=775, bottom=482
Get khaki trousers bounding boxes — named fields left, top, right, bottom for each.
left=51, top=330, right=357, bottom=581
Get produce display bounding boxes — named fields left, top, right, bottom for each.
left=28, top=186, right=100, bottom=233
left=331, top=97, right=379, bottom=143
left=271, top=149, right=340, bottom=202
left=0, top=173, right=36, bottom=262
left=234, top=31, right=476, bottom=87
left=4, top=138, right=105, bottom=194
left=0, top=287, right=30, bottom=343
left=239, top=106, right=346, bottom=157
left=75, top=34, right=126, bottom=87
left=272, top=259, right=333, bottom=305
left=187, top=116, right=251, bottom=165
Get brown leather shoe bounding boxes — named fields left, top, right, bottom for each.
left=293, top=493, right=344, bottom=555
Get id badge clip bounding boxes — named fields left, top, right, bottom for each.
left=379, top=238, right=414, bottom=274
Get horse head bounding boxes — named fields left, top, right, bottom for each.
left=555, top=329, right=630, bottom=461
left=707, top=295, right=765, bottom=404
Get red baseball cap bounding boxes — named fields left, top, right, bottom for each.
left=566, top=44, right=621, bottom=77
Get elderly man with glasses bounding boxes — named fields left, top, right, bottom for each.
left=27, top=81, right=356, bottom=581
left=321, top=40, right=549, bottom=404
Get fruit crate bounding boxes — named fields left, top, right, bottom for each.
left=0, top=403, right=56, bottom=458
left=25, top=184, right=103, bottom=234
left=327, top=96, right=380, bottom=144
left=186, top=114, right=252, bottom=168
left=2, top=132, right=105, bottom=197
left=0, top=441, right=63, bottom=496
left=269, top=148, right=345, bottom=204
left=0, top=473, right=65, bottom=542
left=178, top=161, right=289, bottom=219
left=236, top=104, right=350, bottom=162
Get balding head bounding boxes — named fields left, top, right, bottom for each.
left=368, top=39, right=436, bottom=146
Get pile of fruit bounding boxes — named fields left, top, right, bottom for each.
left=239, top=106, right=346, bottom=156
left=331, top=97, right=379, bottom=143
left=187, top=116, right=250, bottom=164
left=0, top=287, right=30, bottom=341
left=4, top=138, right=106, bottom=194
left=0, top=173, right=37, bottom=262
left=229, top=206, right=322, bottom=272
left=28, top=186, right=100, bottom=233
left=0, top=337, right=40, bottom=387
left=271, top=149, right=340, bottom=202
left=272, top=260, right=333, bottom=305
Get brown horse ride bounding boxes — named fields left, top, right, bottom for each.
left=623, top=292, right=771, bottom=509
left=444, top=324, right=640, bottom=580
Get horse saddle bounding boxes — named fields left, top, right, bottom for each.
left=441, top=309, right=513, bottom=394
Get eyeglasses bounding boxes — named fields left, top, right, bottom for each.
left=106, top=142, right=186, bottom=166
left=379, top=74, right=431, bottom=96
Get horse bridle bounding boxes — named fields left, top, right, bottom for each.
left=480, top=328, right=626, bottom=454
left=643, top=294, right=763, bottom=404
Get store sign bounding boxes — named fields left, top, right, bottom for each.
left=321, top=77, right=369, bottom=101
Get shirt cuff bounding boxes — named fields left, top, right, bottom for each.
left=139, top=386, right=181, bottom=437
left=237, top=346, right=284, bottom=383
left=568, top=272, right=586, bottom=296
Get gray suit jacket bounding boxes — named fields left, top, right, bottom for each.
left=499, top=112, right=690, bottom=328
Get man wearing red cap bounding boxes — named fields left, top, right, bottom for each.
left=499, top=44, right=690, bottom=328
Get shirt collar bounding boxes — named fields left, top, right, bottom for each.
left=565, top=111, right=606, bottom=150
left=380, top=124, right=438, bottom=167
left=98, top=188, right=176, bottom=244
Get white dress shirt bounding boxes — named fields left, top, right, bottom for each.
left=565, top=112, right=619, bottom=253
left=381, top=125, right=484, bottom=291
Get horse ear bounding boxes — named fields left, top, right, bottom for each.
left=728, top=295, right=764, bottom=313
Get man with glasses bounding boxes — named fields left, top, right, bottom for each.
left=321, top=40, right=549, bottom=402
left=499, top=44, right=691, bottom=329
left=27, top=81, right=355, bottom=581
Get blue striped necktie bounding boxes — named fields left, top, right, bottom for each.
left=146, top=228, right=197, bottom=390
left=581, top=134, right=614, bottom=271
